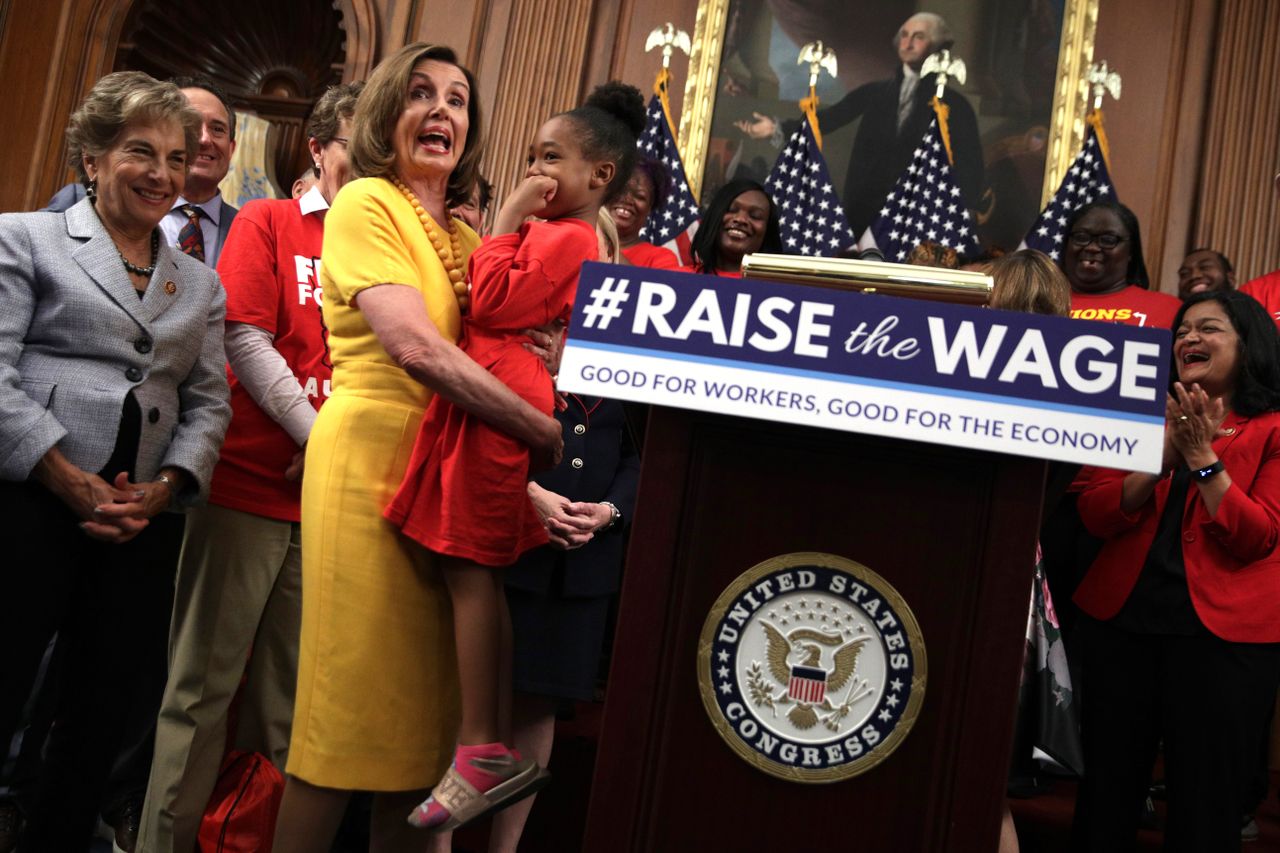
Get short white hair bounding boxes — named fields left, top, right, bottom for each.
left=895, top=12, right=953, bottom=51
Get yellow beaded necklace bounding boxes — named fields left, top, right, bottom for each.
left=391, top=177, right=469, bottom=313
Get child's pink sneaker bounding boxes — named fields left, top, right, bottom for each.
left=407, top=743, right=549, bottom=832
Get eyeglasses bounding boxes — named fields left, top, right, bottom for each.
left=1068, top=230, right=1126, bottom=250
left=331, top=136, right=349, bottom=148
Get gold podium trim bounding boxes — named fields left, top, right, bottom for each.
left=741, top=252, right=993, bottom=305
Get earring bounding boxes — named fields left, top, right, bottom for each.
left=85, top=177, right=98, bottom=200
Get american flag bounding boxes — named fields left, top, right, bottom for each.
left=787, top=665, right=827, bottom=704
left=637, top=95, right=700, bottom=264
left=859, top=116, right=980, bottom=262
left=764, top=117, right=857, bottom=257
left=1022, top=118, right=1117, bottom=261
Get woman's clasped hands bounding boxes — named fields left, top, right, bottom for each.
left=32, top=450, right=163, bottom=543
left=46, top=468, right=161, bottom=543
left=1165, top=381, right=1228, bottom=470
left=527, top=482, right=612, bottom=550
left=80, top=471, right=177, bottom=542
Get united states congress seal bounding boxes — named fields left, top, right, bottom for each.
left=697, top=552, right=926, bottom=783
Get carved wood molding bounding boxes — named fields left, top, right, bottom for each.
left=476, top=0, right=596, bottom=209
left=0, top=2, right=12, bottom=58
left=23, top=0, right=133, bottom=208
left=17, top=0, right=375, bottom=208
left=1142, top=0, right=1217, bottom=293
left=1142, top=0, right=1199, bottom=290
left=339, top=0, right=379, bottom=81
left=579, top=0, right=626, bottom=101
left=1194, top=0, right=1280, bottom=281
left=114, top=0, right=349, bottom=196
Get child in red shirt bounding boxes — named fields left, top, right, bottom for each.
left=384, top=82, right=646, bottom=832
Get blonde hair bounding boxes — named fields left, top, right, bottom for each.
left=597, top=208, right=621, bottom=262
left=348, top=43, right=483, bottom=208
left=989, top=249, right=1072, bottom=317
left=65, top=71, right=201, bottom=184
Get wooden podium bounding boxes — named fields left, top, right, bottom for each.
left=582, top=405, right=1045, bottom=851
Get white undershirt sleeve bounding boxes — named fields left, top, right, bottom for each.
left=224, top=321, right=317, bottom=447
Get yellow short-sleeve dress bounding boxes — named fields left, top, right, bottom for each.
left=287, top=176, right=480, bottom=790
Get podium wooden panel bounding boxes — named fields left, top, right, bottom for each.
left=583, top=405, right=1045, bottom=852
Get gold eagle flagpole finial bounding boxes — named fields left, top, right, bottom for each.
left=797, top=40, right=838, bottom=93
left=645, top=22, right=692, bottom=124
left=796, top=40, right=837, bottom=150
left=1087, top=60, right=1122, bottom=112
left=920, top=49, right=966, bottom=166
left=920, top=48, right=966, bottom=100
left=1084, top=60, right=1121, bottom=171
left=644, top=22, right=692, bottom=71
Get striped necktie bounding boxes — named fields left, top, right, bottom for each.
left=178, top=204, right=205, bottom=262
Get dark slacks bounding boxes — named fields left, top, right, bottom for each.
left=0, top=479, right=182, bottom=851
left=1070, top=616, right=1280, bottom=853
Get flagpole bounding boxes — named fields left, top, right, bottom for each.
left=920, top=49, right=966, bottom=168
left=1085, top=61, right=1122, bottom=172
left=639, top=22, right=700, bottom=263
left=645, top=23, right=691, bottom=136
left=932, top=98, right=953, bottom=167
left=1018, top=61, right=1121, bottom=258
left=764, top=41, right=858, bottom=257
left=796, top=41, right=836, bottom=151
left=655, top=67, right=673, bottom=127
left=858, top=48, right=982, bottom=262
left=1087, top=110, right=1112, bottom=174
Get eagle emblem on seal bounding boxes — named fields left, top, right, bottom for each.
left=746, top=623, right=876, bottom=732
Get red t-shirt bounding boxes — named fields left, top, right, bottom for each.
left=1240, top=270, right=1280, bottom=327
left=386, top=218, right=599, bottom=565
left=622, top=241, right=680, bottom=269
left=209, top=191, right=331, bottom=521
left=1069, top=285, right=1180, bottom=330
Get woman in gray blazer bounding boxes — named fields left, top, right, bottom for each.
left=0, top=71, right=231, bottom=850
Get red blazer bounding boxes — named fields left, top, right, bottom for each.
left=1074, top=410, right=1280, bottom=643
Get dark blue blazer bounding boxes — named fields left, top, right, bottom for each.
left=505, top=397, right=641, bottom=598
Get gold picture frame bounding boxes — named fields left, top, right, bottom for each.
left=677, top=0, right=1100, bottom=212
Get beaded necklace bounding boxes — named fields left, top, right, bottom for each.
left=391, top=177, right=469, bottom=313
left=119, top=230, right=160, bottom=278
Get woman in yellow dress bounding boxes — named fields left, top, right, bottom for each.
left=273, top=43, right=563, bottom=853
